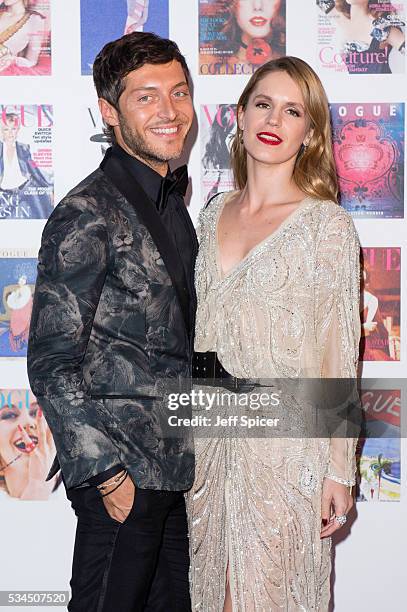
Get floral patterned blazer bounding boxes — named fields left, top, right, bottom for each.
left=27, top=148, right=197, bottom=490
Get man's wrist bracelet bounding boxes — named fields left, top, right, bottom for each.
left=100, top=472, right=128, bottom=497
left=96, top=469, right=127, bottom=491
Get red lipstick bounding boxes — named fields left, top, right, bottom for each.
left=256, top=132, right=283, bottom=146
left=250, top=17, right=268, bottom=27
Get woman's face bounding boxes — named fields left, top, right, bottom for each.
left=0, top=121, right=19, bottom=145
left=239, top=70, right=311, bottom=168
left=235, top=0, right=279, bottom=40
left=0, top=391, right=39, bottom=467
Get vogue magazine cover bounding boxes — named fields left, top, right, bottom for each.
left=360, top=247, right=401, bottom=361
left=85, top=104, right=109, bottom=166
left=0, top=249, right=37, bottom=358
left=357, top=389, right=400, bottom=501
left=0, top=388, right=61, bottom=501
left=0, top=104, right=53, bottom=220
left=316, top=0, right=406, bottom=74
left=81, top=0, right=169, bottom=74
left=331, top=103, right=404, bottom=218
left=199, top=0, right=286, bottom=75
left=201, top=103, right=236, bottom=205
left=0, top=0, right=51, bottom=76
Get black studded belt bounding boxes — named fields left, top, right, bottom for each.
left=192, top=351, right=255, bottom=392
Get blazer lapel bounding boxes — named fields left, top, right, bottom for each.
left=100, top=149, right=191, bottom=334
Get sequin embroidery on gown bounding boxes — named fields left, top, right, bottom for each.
left=186, top=192, right=361, bottom=611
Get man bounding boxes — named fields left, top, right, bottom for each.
left=27, top=32, right=197, bottom=612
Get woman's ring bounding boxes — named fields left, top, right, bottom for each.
left=335, top=514, right=347, bottom=527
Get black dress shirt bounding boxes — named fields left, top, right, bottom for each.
left=88, top=145, right=197, bottom=488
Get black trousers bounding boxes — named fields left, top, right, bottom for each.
left=66, top=484, right=191, bottom=612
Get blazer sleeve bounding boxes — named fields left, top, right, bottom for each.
left=27, top=195, right=122, bottom=489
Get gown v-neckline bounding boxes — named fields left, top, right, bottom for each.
left=214, top=192, right=312, bottom=280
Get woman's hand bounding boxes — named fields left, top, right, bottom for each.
left=15, top=56, right=36, bottom=68
left=320, top=478, right=353, bottom=538
left=19, top=409, right=56, bottom=500
left=0, top=47, right=14, bottom=72
left=362, top=321, right=378, bottom=336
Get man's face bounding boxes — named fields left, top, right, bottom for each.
left=100, top=60, right=193, bottom=174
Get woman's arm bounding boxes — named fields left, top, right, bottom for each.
left=315, top=209, right=361, bottom=537
left=15, top=15, right=44, bottom=68
left=317, top=211, right=361, bottom=484
left=387, top=26, right=405, bottom=53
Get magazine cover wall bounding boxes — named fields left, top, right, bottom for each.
left=0, top=1, right=406, bottom=609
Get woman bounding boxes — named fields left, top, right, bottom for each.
left=220, top=0, right=285, bottom=72
left=0, top=388, right=58, bottom=499
left=318, top=0, right=405, bottom=73
left=188, top=57, right=361, bottom=610
left=202, top=105, right=236, bottom=171
left=0, top=0, right=49, bottom=75
left=202, top=105, right=236, bottom=203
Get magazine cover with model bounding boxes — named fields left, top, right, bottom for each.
left=0, top=0, right=51, bottom=76
left=199, top=0, right=286, bottom=75
left=360, top=247, right=401, bottom=362
left=0, top=104, right=53, bottom=220
left=316, top=0, right=405, bottom=74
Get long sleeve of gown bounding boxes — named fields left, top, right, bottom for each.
left=315, top=209, right=361, bottom=486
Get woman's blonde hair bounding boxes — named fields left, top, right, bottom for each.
left=231, top=56, right=338, bottom=202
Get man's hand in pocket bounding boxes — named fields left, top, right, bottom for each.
left=100, top=473, right=136, bottom=523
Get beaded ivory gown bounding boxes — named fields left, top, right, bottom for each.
left=186, top=192, right=361, bottom=611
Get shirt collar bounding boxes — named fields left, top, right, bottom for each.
left=110, top=145, right=189, bottom=213
left=110, top=144, right=165, bottom=205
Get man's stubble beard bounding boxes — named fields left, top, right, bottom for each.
left=118, top=112, right=188, bottom=166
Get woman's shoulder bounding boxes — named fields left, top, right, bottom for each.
left=203, top=191, right=225, bottom=211
left=205, top=189, right=238, bottom=209
left=306, top=196, right=354, bottom=222
left=196, top=190, right=238, bottom=239
left=305, top=197, right=359, bottom=238
left=28, top=10, right=45, bottom=21
left=26, top=11, right=45, bottom=28
left=199, top=190, right=237, bottom=219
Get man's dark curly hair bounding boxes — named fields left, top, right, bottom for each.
left=93, top=31, right=190, bottom=143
